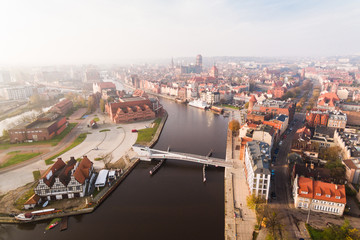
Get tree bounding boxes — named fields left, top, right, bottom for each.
left=87, top=95, right=96, bottom=113
left=99, top=98, right=105, bottom=112
left=2, top=129, right=9, bottom=139
left=244, top=102, right=249, bottom=109
left=229, top=120, right=240, bottom=136
left=263, top=210, right=283, bottom=239
left=99, top=152, right=113, bottom=169
left=246, top=193, right=265, bottom=210
left=323, top=220, right=360, bottom=240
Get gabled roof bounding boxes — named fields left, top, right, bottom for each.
left=73, top=156, right=93, bottom=184
left=58, top=157, right=77, bottom=186
left=41, top=158, right=66, bottom=187
left=24, top=194, right=40, bottom=205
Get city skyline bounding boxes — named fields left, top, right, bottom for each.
left=1, top=0, right=360, bottom=65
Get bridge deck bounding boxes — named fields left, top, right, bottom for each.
left=144, top=151, right=232, bottom=168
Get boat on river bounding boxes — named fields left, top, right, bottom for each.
left=188, top=99, right=209, bottom=109
left=15, top=213, right=33, bottom=221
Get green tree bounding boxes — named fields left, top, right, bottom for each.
left=2, top=129, right=9, bottom=139
left=246, top=193, right=265, bottom=210
left=323, top=220, right=360, bottom=240
left=99, top=98, right=105, bottom=112
left=87, top=95, right=96, bottom=113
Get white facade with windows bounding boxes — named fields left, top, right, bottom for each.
left=244, top=141, right=271, bottom=200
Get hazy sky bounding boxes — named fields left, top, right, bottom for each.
left=1, top=0, right=360, bottom=65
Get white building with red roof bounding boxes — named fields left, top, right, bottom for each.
left=293, top=175, right=346, bottom=216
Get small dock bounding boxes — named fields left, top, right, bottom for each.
left=60, top=216, right=68, bottom=231
left=150, top=159, right=165, bottom=175
left=203, top=164, right=206, bottom=182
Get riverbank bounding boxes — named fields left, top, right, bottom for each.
left=0, top=108, right=168, bottom=224
left=224, top=127, right=256, bottom=240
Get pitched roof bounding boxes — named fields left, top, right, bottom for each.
left=41, top=158, right=66, bottom=187
left=298, top=176, right=346, bottom=204
left=73, top=156, right=93, bottom=184
left=24, top=194, right=40, bottom=205
left=58, top=157, right=77, bottom=186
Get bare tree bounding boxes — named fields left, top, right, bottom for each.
left=99, top=152, right=113, bottom=169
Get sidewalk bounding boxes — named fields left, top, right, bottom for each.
left=224, top=130, right=256, bottom=240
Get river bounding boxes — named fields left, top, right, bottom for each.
left=0, top=97, right=229, bottom=240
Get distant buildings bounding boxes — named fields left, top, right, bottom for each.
left=293, top=175, right=346, bottom=216
left=0, top=86, right=33, bottom=100
left=249, top=98, right=296, bottom=122
left=244, top=141, right=271, bottom=201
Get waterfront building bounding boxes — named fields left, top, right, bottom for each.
left=93, top=82, right=116, bottom=94
left=34, top=156, right=94, bottom=201
left=105, top=97, right=160, bottom=123
left=0, top=86, right=33, bottom=100
left=8, top=112, right=68, bottom=143
left=244, top=141, right=271, bottom=201
left=293, top=175, right=346, bottom=216
left=200, top=90, right=220, bottom=105
left=49, top=99, right=73, bottom=116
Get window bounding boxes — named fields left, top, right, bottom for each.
left=335, top=196, right=340, bottom=199
left=298, top=202, right=302, bottom=207
left=326, top=194, right=331, bottom=198
left=316, top=193, right=321, bottom=196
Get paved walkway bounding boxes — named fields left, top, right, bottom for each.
left=224, top=129, right=256, bottom=240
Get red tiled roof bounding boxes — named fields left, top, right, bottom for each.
left=24, top=194, right=40, bottom=205
left=41, top=158, right=66, bottom=187
left=298, top=176, right=346, bottom=204
left=74, top=156, right=93, bottom=184
left=98, top=82, right=116, bottom=89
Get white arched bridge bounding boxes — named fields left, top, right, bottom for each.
left=132, top=144, right=233, bottom=168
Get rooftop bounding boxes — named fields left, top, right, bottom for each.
left=246, top=141, right=271, bottom=174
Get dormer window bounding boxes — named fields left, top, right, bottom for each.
left=335, top=196, right=341, bottom=199
left=326, top=194, right=331, bottom=198
left=301, top=191, right=308, bottom=194
left=316, top=193, right=321, bottom=196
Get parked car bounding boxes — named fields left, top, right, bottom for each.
left=271, top=192, right=277, bottom=200
left=132, top=129, right=138, bottom=133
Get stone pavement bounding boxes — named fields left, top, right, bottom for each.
left=224, top=129, right=256, bottom=240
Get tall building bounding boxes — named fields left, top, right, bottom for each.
left=196, top=54, right=202, bottom=68
left=244, top=141, right=271, bottom=200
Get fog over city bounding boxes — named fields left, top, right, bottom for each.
left=1, top=0, right=360, bottom=65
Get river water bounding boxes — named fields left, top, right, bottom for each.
left=0, top=98, right=229, bottom=240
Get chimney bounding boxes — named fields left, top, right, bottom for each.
left=335, top=184, right=338, bottom=190
left=310, top=163, right=314, bottom=170
left=57, top=157, right=62, bottom=161
left=70, top=157, right=75, bottom=161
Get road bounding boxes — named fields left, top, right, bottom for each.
left=0, top=109, right=151, bottom=194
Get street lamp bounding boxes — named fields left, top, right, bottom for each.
left=306, top=201, right=312, bottom=224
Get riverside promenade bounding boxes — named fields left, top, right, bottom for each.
left=0, top=112, right=168, bottom=224
left=224, top=129, right=256, bottom=240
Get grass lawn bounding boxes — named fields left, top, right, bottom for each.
left=0, top=152, right=42, bottom=168
left=45, top=132, right=89, bottom=165
left=221, top=104, right=240, bottom=110
left=99, top=129, right=110, bottom=132
left=306, top=223, right=324, bottom=240
left=136, top=117, right=162, bottom=144
left=14, top=188, right=35, bottom=210
left=0, top=123, right=78, bottom=150
left=33, top=170, right=41, bottom=181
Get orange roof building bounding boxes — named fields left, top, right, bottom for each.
left=293, top=175, right=346, bottom=216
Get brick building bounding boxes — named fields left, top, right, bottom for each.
left=9, top=113, right=67, bottom=143
left=250, top=99, right=295, bottom=122
left=293, top=175, right=346, bottom=216
left=49, top=99, right=73, bottom=116
left=106, top=97, right=161, bottom=123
